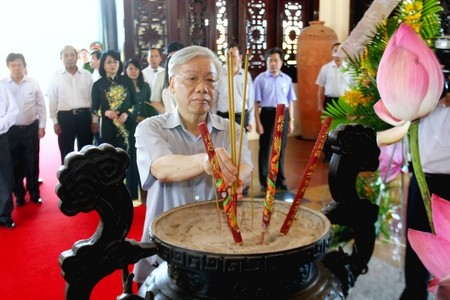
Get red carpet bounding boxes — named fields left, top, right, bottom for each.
left=0, top=128, right=146, bottom=299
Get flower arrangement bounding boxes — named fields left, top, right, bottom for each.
left=106, top=83, right=129, bottom=150
left=325, top=0, right=443, bottom=246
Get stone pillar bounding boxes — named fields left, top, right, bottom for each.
left=297, top=21, right=338, bottom=140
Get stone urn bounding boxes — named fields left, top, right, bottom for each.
left=297, top=21, right=338, bottom=140
left=139, top=199, right=344, bottom=299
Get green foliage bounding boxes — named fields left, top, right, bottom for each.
left=323, top=99, right=392, bottom=132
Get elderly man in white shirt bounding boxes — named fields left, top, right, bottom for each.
left=133, top=45, right=253, bottom=286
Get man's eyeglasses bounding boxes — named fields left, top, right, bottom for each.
left=174, top=74, right=219, bottom=89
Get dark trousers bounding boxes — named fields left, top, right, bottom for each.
left=100, top=117, right=127, bottom=150
left=258, top=107, right=289, bottom=188
left=400, top=173, right=450, bottom=300
left=57, top=109, right=93, bottom=164
left=100, top=116, right=137, bottom=199
left=217, top=111, right=249, bottom=132
left=0, top=133, right=14, bottom=223
left=7, top=120, right=40, bottom=200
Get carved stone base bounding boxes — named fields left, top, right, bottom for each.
left=139, top=261, right=344, bottom=300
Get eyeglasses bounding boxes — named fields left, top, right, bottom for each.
left=174, top=74, right=219, bottom=89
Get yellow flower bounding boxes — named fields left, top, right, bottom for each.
left=105, top=84, right=129, bottom=150
left=341, top=90, right=372, bottom=108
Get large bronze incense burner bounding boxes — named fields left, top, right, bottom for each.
left=58, top=124, right=380, bottom=299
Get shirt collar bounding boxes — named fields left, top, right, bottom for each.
left=264, top=70, right=283, bottom=78
left=224, top=66, right=244, bottom=76
left=7, top=75, right=27, bottom=84
left=332, top=60, right=347, bottom=68
left=163, top=111, right=227, bottom=133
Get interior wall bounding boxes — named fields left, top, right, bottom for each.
left=318, top=0, right=350, bottom=42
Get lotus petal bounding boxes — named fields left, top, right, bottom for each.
left=408, top=230, right=450, bottom=281
left=376, top=24, right=443, bottom=123
left=376, top=121, right=410, bottom=146
left=432, top=194, right=450, bottom=239
left=373, top=99, right=407, bottom=126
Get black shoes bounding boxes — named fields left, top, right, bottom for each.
left=16, top=197, right=25, bottom=207
left=2, top=219, right=16, bottom=229
left=277, top=183, right=289, bottom=191
left=16, top=196, right=43, bottom=206
left=31, top=197, right=43, bottom=204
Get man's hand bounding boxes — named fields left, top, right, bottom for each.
left=91, top=123, right=99, bottom=135
left=53, top=124, right=62, bottom=136
left=38, top=128, right=45, bottom=139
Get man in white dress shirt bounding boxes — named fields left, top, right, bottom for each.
left=316, top=43, right=353, bottom=161
left=213, top=42, right=255, bottom=132
left=1, top=53, right=47, bottom=206
left=0, top=83, right=18, bottom=228
left=47, top=45, right=95, bottom=164
left=142, top=47, right=164, bottom=86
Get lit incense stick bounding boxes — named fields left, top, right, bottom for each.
left=279, top=117, right=332, bottom=236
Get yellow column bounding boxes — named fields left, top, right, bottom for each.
left=318, top=0, right=350, bottom=42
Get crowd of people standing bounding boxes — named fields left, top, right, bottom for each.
left=0, top=42, right=298, bottom=230
left=0, top=43, right=299, bottom=292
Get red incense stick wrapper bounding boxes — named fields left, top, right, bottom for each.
left=279, top=116, right=332, bottom=236
left=261, top=104, right=286, bottom=230
left=198, top=122, right=243, bottom=244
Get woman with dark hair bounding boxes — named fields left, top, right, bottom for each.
left=124, top=59, right=158, bottom=123
left=124, top=58, right=158, bottom=202
left=91, top=50, right=136, bottom=150
left=91, top=50, right=137, bottom=198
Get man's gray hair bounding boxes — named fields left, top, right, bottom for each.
left=168, top=45, right=222, bottom=80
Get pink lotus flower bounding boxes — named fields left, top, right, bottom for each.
left=408, top=194, right=450, bottom=297
left=374, top=23, right=443, bottom=127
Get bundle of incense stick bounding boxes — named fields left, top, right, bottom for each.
left=261, top=104, right=285, bottom=243
left=226, top=51, right=238, bottom=206
left=198, top=122, right=242, bottom=244
left=236, top=50, right=249, bottom=182
left=279, top=116, right=332, bottom=236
